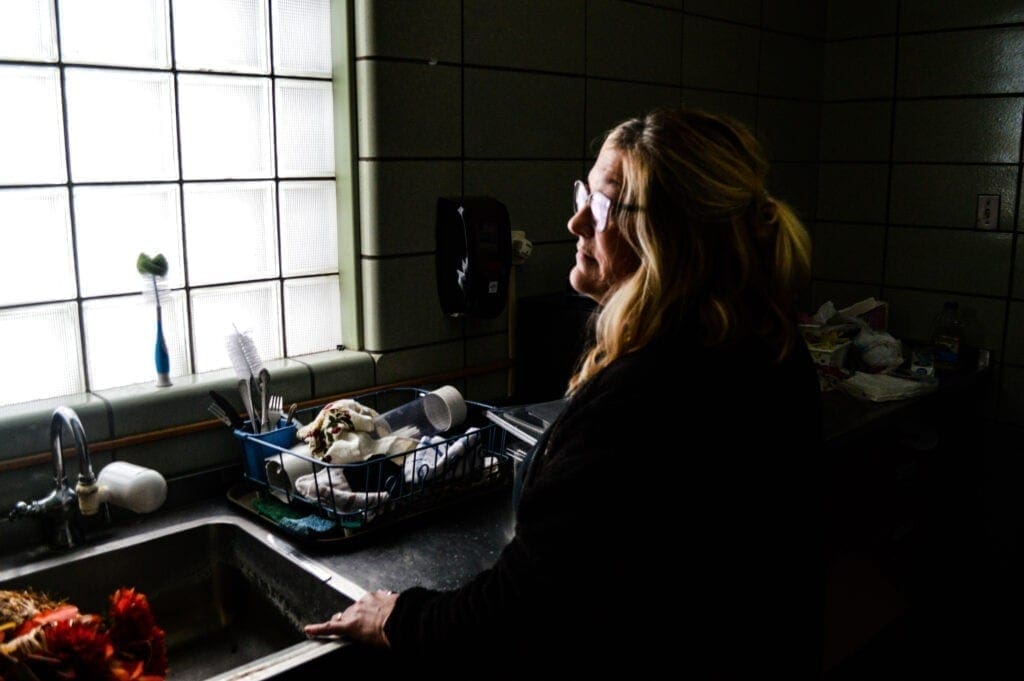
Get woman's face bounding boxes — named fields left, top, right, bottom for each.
left=567, top=145, right=640, bottom=303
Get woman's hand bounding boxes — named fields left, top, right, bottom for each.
left=303, top=590, right=398, bottom=648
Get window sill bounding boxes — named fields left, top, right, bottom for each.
left=0, top=350, right=376, bottom=465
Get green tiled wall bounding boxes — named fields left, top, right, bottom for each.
left=354, top=0, right=826, bottom=400
left=816, top=1, right=1024, bottom=429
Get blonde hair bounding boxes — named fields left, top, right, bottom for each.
left=568, top=107, right=811, bottom=394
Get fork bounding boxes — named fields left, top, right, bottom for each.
left=268, top=395, right=284, bottom=426
left=207, top=402, right=233, bottom=428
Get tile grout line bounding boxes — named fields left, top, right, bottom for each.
left=878, top=1, right=901, bottom=303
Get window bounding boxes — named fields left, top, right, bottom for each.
left=0, top=0, right=340, bottom=406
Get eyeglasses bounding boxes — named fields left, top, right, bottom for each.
left=573, top=180, right=638, bottom=233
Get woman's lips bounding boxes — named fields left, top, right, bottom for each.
left=576, top=250, right=595, bottom=263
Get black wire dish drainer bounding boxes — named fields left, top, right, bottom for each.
left=230, top=387, right=514, bottom=543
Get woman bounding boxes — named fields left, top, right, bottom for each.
left=305, top=107, right=823, bottom=676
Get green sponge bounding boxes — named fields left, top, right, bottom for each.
left=136, top=252, right=169, bottom=277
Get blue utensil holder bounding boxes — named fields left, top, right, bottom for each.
left=234, top=419, right=296, bottom=484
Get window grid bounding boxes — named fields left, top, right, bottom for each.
left=0, top=0, right=337, bottom=398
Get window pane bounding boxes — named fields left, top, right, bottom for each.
left=190, top=281, right=282, bottom=373
left=0, top=187, right=75, bottom=306
left=65, top=68, right=178, bottom=182
left=272, top=0, right=331, bottom=77
left=59, top=0, right=170, bottom=68
left=0, top=0, right=57, bottom=62
left=0, top=65, right=66, bottom=185
left=183, top=181, right=277, bottom=285
left=173, top=0, right=269, bottom=74
left=275, top=79, right=334, bottom=177
left=178, top=74, right=273, bottom=179
left=284, top=276, right=340, bottom=356
left=0, top=302, right=83, bottom=405
left=280, top=181, right=337, bottom=276
left=83, top=291, right=190, bottom=390
left=74, top=184, right=184, bottom=297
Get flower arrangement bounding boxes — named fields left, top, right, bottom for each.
left=0, top=588, right=167, bottom=681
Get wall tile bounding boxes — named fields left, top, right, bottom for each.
left=685, top=0, right=759, bottom=25
left=585, top=80, right=681, bottom=153
left=464, top=0, right=585, bottom=73
left=890, top=164, right=1018, bottom=230
left=356, top=62, right=461, bottom=158
left=901, top=0, right=1024, bottom=32
left=1015, top=241, right=1024, bottom=298
left=0, top=394, right=110, bottom=462
left=823, top=38, right=896, bottom=101
left=812, top=222, right=886, bottom=283
left=646, top=0, right=683, bottom=7
left=769, top=162, right=819, bottom=220
left=290, top=350, right=375, bottom=399
left=998, top=365, right=1024, bottom=424
left=817, top=163, right=889, bottom=222
left=683, top=16, right=760, bottom=93
left=359, top=161, right=461, bottom=256
left=361, top=255, right=463, bottom=351
left=681, top=89, right=758, bottom=130
left=885, top=228, right=1013, bottom=297
left=825, top=0, right=898, bottom=39
left=465, top=370, right=510, bottom=403
left=899, top=29, right=1024, bottom=97
left=820, top=102, right=891, bottom=161
left=893, top=98, right=1023, bottom=163
left=763, top=0, right=825, bottom=37
left=515, top=242, right=575, bottom=298
left=466, top=332, right=508, bottom=366
left=883, top=288, right=1006, bottom=352
left=354, top=0, right=461, bottom=62
left=465, top=69, right=583, bottom=158
left=464, top=161, right=580, bottom=243
left=465, top=305, right=509, bottom=337
left=1004, top=302, right=1024, bottom=364
left=115, top=428, right=239, bottom=478
left=759, top=32, right=822, bottom=99
left=757, top=98, right=821, bottom=161
left=588, top=0, right=682, bottom=84
left=810, top=280, right=881, bottom=311
left=373, top=340, right=463, bottom=385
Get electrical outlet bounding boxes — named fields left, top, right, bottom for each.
left=976, top=194, right=1000, bottom=230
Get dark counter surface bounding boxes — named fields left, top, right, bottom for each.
left=0, top=488, right=517, bottom=596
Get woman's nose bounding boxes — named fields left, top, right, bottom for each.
left=567, top=205, right=592, bottom=237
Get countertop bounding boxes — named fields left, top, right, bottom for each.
left=0, top=487, right=517, bottom=596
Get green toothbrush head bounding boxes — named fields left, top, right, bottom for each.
left=137, top=252, right=169, bottom=278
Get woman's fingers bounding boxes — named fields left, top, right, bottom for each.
left=304, top=591, right=399, bottom=647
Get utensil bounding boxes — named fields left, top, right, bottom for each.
left=238, top=379, right=258, bottom=433
left=268, top=395, right=283, bottom=425
left=258, top=368, right=271, bottom=432
left=208, top=390, right=244, bottom=430
left=207, top=403, right=233, bottom=428
left=284, top=403, right=297, bottom=426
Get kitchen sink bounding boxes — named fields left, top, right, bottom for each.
left=0, top=515, right=367, bottom=680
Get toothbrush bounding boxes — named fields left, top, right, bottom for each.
left=137, top=253, right=172, bottom=388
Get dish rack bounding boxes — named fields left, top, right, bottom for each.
left=232, top=387, right=514, bottom=541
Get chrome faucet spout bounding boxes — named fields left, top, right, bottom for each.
left=50, top=405, right=95, bottom=488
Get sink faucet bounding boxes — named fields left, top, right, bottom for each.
left=8, top=406, right=99, bottom=549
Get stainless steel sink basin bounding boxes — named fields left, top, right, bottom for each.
left=0, top=515, right=367, bottom=680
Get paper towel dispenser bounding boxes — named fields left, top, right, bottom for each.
left=436, top=196, right=511, bottom=318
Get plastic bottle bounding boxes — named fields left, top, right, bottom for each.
left=931, top=301, right=963, bottom=372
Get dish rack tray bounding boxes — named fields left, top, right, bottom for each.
left=234, top=387, right=514, bottom=541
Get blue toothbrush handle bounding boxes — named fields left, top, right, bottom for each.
left=155, top=308, right=172, bottom=386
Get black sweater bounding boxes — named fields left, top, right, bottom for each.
left=384, top=324, right=823, bottom=677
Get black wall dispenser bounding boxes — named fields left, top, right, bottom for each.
left=436, top=196, right=511, bottom=318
